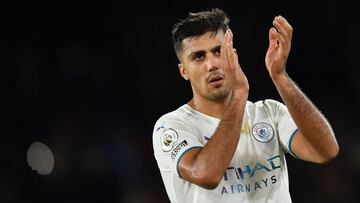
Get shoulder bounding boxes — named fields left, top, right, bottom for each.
left=251, top=99, right=283, bottom=106
left=250, top=99, right=289, bottom=122
left=153, top=104, right=195, bottom=133
left=155, top=104, right=194, bottom=123
left=250, top=99, right=286, bottom=110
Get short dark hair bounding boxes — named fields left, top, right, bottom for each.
left=171, top=8, right=230, bottom=61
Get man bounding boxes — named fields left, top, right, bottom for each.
left=152, top=8, right=339, bottom=203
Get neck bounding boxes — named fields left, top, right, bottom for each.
left=188, top=93, right=231, bottom=119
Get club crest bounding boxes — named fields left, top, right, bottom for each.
left=252, top=122, right=274, bottom=143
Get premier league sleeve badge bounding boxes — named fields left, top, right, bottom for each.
left=160, top=128, right=178, bottom=152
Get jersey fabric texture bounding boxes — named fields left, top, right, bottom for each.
left=153, top=99, right=298, bottom=203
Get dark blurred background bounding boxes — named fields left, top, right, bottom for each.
left=7, top=0, right=360, bottom=202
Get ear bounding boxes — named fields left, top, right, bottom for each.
left=178, top=63, right=189, bottom=81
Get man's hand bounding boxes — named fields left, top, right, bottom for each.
left=265, top=16, right=293, bottom=80
left=221, top=29, right=249, bottom=93
left=266, top=16, right=339, bottom=163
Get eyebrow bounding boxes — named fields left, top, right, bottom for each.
left=187, top=45, right=222, bottom=59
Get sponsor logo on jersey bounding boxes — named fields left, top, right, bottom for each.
left=252, top=122, right=274, bottom=143
left=171, top=140, right=188, bottom=160
left=221, top=155, right=281, bottom=195
left=160, top=128, right=178, bottom=152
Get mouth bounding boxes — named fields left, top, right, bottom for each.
left=208, top=74, right=224, bottom=87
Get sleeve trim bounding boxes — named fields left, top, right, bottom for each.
left=288, top=129, right=298, bottom=158
left=176, top=146, right=203, bottom=178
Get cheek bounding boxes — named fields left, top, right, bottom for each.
left=188, top=61, right=213, bottom=85
left=191, top=75, right=208, bottom=93
left=189, top=66, right=204, bottom=79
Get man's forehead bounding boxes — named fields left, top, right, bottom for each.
left=182, top=31, right=225, bottom=54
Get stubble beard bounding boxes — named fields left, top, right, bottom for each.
left=207, top=85, right=231, bottom=101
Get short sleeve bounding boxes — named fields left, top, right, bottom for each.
left=153, top=114, right=203, bottom=177
left=264, top=99, right=298, bottom=158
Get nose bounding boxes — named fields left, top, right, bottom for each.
left=205, top=54, right=220, bottom=72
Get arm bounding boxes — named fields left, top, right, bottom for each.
left=178, top=30, right=249, bottom=189
left=265, top=16, right=339, bottom=164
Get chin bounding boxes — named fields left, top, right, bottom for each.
left=208, top=88, right=230, bottom=101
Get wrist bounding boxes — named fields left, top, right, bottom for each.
left=271, top=72, right=289, bottom=83
left=232, top=88, right=249, bottom=100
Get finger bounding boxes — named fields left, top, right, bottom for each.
left=227, top=29, right=235, bottom=63
left=268, top=27, right=279, bottom=49
left=221, top=29, right=230, bottom=59
left=267, top=27, right=280, bottom=59
left=233, top=48, right=244, bottom=72
left=278, top=33, right=287, bottom=45
left=277, top=16, right=293, bottom=35
left=276, top=28, right=291, bottom=52
left=273, top=17, right=293, bottom=52
left=273, top=16, right=291, bottom=41
left=278, top=34, right=291, bottom=57
left=266, top=28, right=279, bottom=63
left=233, top=48, right=238, bottom=62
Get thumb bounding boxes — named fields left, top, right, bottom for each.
left=268, top=27, right=278, bottom=50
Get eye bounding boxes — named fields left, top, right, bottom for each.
left=193, top=53, right=204, bottom=61
left=215, top=47, right=221, bottom=56
left=215, top=50, right=221, bottom=56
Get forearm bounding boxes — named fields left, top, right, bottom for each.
left=272, top=73, right=339, bottom=160
left=193, top=90, right=248, bottom=185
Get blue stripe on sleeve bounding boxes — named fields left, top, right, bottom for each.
left=288, top=129, right=298, bottom=158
